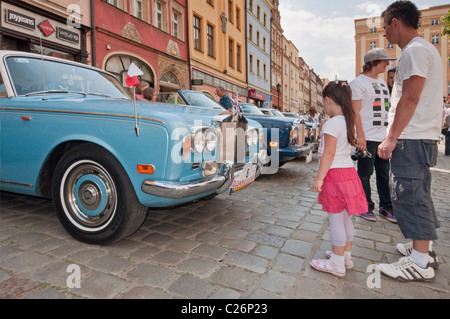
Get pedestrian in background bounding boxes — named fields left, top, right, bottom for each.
left=444, top=104, right=450, bottom=155
left=387, top=67, right=396, bottom=94
left=350, top=48, right=396, bottom=223
left=310, top=81, right=368, bottom=278
left=377, top=0, right=442, bottom=282
left=143, top=87, right=157, bottom=102
left=136, top=81, right=149, bottom=99
left=215, top=86, right=234, bottom=110
left=308, top=106, right=320, bottom=124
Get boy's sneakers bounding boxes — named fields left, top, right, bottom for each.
left=379, top=207, right=397, bottom=223
left=360, top=211, right=377, bottom=222
left=360, top=207, right=397, bottom=223
left=377, top=256, right=435, bottom=282
left=325, top=250, right=354, bottom=269
left=396, top=242, right=439, bottom=269
left=310, top=258, right=346, bottom=278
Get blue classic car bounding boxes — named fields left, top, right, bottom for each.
left=0, top=51, right=263, bottom=244
left=159, top=91, right=313, bottom=169
left=238, top=103, right=314, bottom=166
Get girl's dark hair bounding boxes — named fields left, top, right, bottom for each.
left=382, top=1, right=421, bottom=30
left=322, top=81, right=356, bottom=146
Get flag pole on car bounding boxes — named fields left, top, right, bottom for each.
left=126, top=63, right=144, bottom=136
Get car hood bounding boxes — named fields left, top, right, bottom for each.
left=7, top=95, right=224, bottom=125
left=6, top=95, right=262, bottom=129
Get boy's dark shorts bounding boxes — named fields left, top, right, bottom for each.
left=389, top=139, right=440, bottom=241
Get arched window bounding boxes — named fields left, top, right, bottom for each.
left=105, top=55, right=154, bottom=87
left=160, top=71, right=180, bottom=92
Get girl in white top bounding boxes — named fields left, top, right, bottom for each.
left=310, top=81, right=368, bottom=278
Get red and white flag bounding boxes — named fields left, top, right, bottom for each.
left=126, top=63, right=143, bottom=87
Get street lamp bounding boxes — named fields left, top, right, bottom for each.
left=276, top=83, right=281, bottom=111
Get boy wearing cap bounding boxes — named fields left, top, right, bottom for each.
left=350, top=48, right=397, bottom=223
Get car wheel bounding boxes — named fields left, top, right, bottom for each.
left=52, top=144, right=148, bottom=244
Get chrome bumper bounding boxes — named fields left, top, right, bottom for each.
left=141, top=161, right=237, bottom=199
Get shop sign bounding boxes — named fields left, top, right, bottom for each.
left=248, top=89, right=266, bottom=101
left=6, top=9, right=35, bottom=30
left=56, top=27, right=80, bottom=44
left=191, top=79, right=204, bottom=86
left=39, top=20, right=55, bottom=37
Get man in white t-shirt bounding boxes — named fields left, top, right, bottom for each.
left=350, top=48, right=396, bottom=223
left=377, top=1, right=443, bottom=283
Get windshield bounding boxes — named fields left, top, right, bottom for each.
left=180, top=91, right=224, bottom=110
left=239, top=103, right=264, bottom=115
left=271, top=109, right=285, bottom=117
left=157, top=92, right=187, bottom=104
left=5, top=56, right=131, bottom=99
left=283, top=113, right=299, bottom=118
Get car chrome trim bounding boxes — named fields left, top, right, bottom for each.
left=0, top=107, right=165, bottom=125
left=0, top=180, right=33, bottom=188
left=141, top=161, right=235, bottom=199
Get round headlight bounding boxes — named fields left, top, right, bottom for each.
left=205, top=130, right=217, bottom=152
left=247, top=129, right=258, bottom=146
left=193, top=130, right=205, bottom=153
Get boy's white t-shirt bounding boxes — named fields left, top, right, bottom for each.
left=318, top=116, right=354, bottom=169
left=389, top=37, right=443, bottom=140
left=350, top=75, right=390, bottom=142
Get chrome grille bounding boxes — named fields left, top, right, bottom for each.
left=220, top=120, right=248, bottom=165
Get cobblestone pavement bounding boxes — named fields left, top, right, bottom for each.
left=1, top=143, right=449, bottom=300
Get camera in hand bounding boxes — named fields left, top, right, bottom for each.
left=351, top=150, right=372, bottom=161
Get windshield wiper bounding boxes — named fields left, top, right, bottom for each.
left=24, top=90, right=87, bottom=97
left=85, top=93, right=113, bottom=98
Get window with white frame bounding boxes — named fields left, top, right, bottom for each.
left=229, top=39, right=234, bottom=68
left=172, top=11, right=180, bottom=39
left=257, top=59, right=261, bottom=77
left=236, top=6, right=241, bottom=30
left=193, top=15, right=201, bottom=51
left=370, top=41, right=377, bottom=49
left=106, top=0, right=119, bottom=6
left=431, top=34, right=439, bottom=45
left=105, top=0, right=126, bottom=11
left=236, top=44, right=241, bottom=71
left=131, top=0, right=143, bottom=20
left=387, top=43, right=394, bottom=50
left=207, top=24, right=214, bottom=57
left=431, top=19, right=439, bottom=26
left=370, top=27, right=377, bottom=33
left=154, top=1, right=164, bottom=30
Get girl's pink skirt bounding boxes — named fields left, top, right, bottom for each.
left=318, top=167, right=368, bottom=215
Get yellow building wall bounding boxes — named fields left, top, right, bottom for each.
left=189, top=0, right=247, bottom=89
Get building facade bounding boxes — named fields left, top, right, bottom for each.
left=355, top=4, right=449, bottom=95
left=270, top=0, right=283, bottom=111
left=246, top=0, right=272, bottom=108
left=94, top=0, right=189, bottom=92
left=189, top=0, right=247, bottom=102
left=282, top=35, right=300, bottom=113
left=0, top=0, right=91, bottom=63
